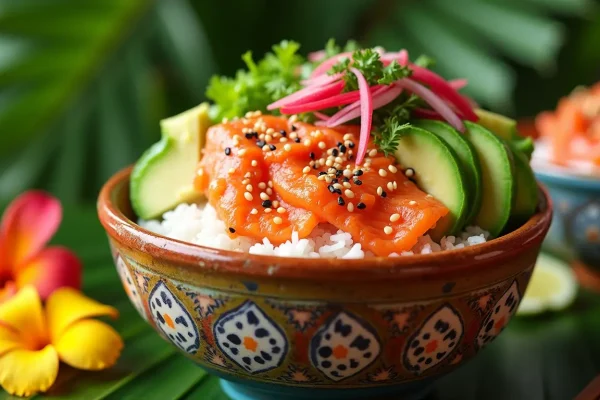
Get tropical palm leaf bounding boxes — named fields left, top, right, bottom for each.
left=0, top=0, right=216, bottom=205
left=366, top=0, right=595, bottom=112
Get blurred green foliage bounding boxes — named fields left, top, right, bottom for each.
left=0, top=0, right=598, bottom=206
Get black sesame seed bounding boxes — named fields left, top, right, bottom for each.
left=354, top=170, right=363, bottom=176
left=381, top=191, right=387, bottom=198
left=332, top=149, right=339, bottom=157
left=224, top=147, right=231, bottom=156
left=348, top=142, right=355, bottom=148
left=328, top=185, right=336, bottom=193
left=261, top=200, right=272, bottom=208
left=309, top=152, right=315, bottom=160
left=354, top=179, right=362, bottom=185
left=335, top=170, right=343, bottom=177
left=338, top=197, right=345, bottom=206
left=294, top=137, right=301, bottom=143
left=229, top=227, right=236, bottom=233
left=339, top=145, right=347, bottom=153
left=319, top=171, right=327, bottom=176
left=357, top=202, right=366, bottom=210
left=291, top=125, right=297, bottom=131
left=256, top=140, right=266, bottom=147
left=269, top=144, right=276, bottom=151
left=348, top=155, right=354, bottom=160
left=332, top=178, right=339, bottom=184
left=337, top=142, right=343, bottom=147
left=279, top=129, right=287, bottom=137
left=313, top=164, right=318, bottom=169
left=334, top=188, right=342, bottom=195
left=245, top=133, right=254, bottom=139
left=343, top=177, right=350, bottom=183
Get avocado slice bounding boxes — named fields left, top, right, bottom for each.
left=463, top=122, right=516, bottom=238
left=507, top=145, right=538, bottom=229
left=412, top=119, right=483, bottom=225
left=130, top=103, right=211, bottom=219
left=475, top=109, right=534, bottom=159
left=394, top=126, right=468, bottom=240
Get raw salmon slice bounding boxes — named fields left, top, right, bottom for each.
left=195, top=115, right=448, bottom=255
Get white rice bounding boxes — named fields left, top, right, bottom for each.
left=139, top=203, right=490, bottom=259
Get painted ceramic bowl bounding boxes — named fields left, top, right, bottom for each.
left=533, top=165, right=600, bottom=282
left=98, top=166, right=552, bottom=400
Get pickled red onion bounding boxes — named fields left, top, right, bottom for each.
left=268, top=80, right=343, bottom=110
left=350, top=67, right=372, bottom=165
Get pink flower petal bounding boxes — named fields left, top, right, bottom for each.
left=15, top=247, right=81, bottom=300
left=0, top=191, right=62, bottom=271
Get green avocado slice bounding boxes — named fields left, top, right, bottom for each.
left=412, top=119, right=483, bottom=226
left=394, top=126, right=469, bottom=240
left=463, top=122, right=516, bottom=238
left=130, top=103, right=211, bottom=220
left=475, top=109, right=534, bottom=159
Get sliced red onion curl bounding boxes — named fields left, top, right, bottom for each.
left=310, top=51, right=353, bottom=78
left=326, top=85, right=402, bottom=127
left=349, top=67, right=373, bottom=165
left=268, top=80, right=343, bottom=111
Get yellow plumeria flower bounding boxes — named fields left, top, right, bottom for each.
left=0, top=286, right=123, bottom=396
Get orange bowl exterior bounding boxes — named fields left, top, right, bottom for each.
left=98, top=166, right=552, bottom=390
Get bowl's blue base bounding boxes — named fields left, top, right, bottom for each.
left=219, top=378, right=434, bottom=400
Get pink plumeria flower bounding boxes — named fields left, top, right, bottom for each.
left=0, top=191, right=81, bottom=302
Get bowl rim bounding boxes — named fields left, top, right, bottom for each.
left=97, top=166, right=553, bottom=282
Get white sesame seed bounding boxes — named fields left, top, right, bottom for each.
left=273, top=217, right=283, bottom=225
left=259, top=133, right=266, bottom=140
left=335, top=157, right=343, bottom=164
left=377, top=186, right=383, bottom=196
left=327, top=149, right=333, bottom=155
left=343, top=133, right=353, bottom=141
left=262, top=145, right=270, bottom=151
left=379, top=169, right=388, bottom=177
left=244, top=172, right=251, bottom=178
left=233, top=134, right=241, bottom=142
left=266, top=128, right=275, bottom=135
left=426, top=194, right=433, bottom=198
left=318, top=141, right=326, bottom=149
left=347, top=202, right=354, bottom=212
left=244, top=192, right=253, bottom=201
left=264, top=208, right=272, bottom=213
left=409, top=200, right=417, bottom=206
left=369, top=149, right=378, bottom=157
left=282, top=144, right=292, bottom=152
left=266, top=188, right=273, bottom=195
left=390, top=213, right=400, bottom=222
left=289, top=132, right=298, bottom=139
left=265, top=134, right=273, bottom=143
left=244, top=111, right=253, bottom=118
left=246, top=184, right=253, bottom=192
left=250, top=208, right=258, bottom=215
left=289, top=115, right=298, bottom=122
left=388, top=165, right=398, bottom=173
left=314, top=130, right=323, bottom=138
left=228, top=168, right=235, bottom=175
left=333, top=183, right=343, bottom=190
left=343, top=182, right=351, bottom=189
left=384, top=226, right=393, bottom=235
left=405, top=168, right=414, bottom=177
left=280, top=137, right=288, bottom=143
left=258, top=182, right=266, bottom=189
left=238, top=149, right=247, bottom=156
left=393, top=181, right=398, bottom=189
left=277, top=207, right=286, bottom=214
left=197, top=168, right=204, bottom=176
left=260, top=192, right=269, bottom=201
left=251, top=160, right=258, bottom=167
left=268, top=180, right=273, bottom=188
left=304, top=139, right=312, bottom=147
left=387, top=182, right=394, bottom=191
left=317, top=175, right=326, bottom=181
left=325, top=159, right=334, bottom=167
left=345, top=189, right=355, bottom=198
left=272, top=200, right=279, bottom=208
left=303, top=166, right=311, bottom=174
left=343, top=169, right=353, bottom=178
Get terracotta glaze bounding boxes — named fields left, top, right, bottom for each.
left=98, top=166, right=552, bottom=400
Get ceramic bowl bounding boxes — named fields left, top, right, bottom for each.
left=98, top=166, right=552, bottom=400
left=533, top=165, right=600, bottom=284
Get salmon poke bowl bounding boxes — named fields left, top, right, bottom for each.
left=531, top=83, right=600, bottom=283
left=97, top=40, right=552, bottom=400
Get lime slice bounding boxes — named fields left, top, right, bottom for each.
left=517, top=253, right=578, bottom=316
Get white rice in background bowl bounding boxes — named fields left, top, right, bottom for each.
left=139, top=203, right=491, bottom=260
